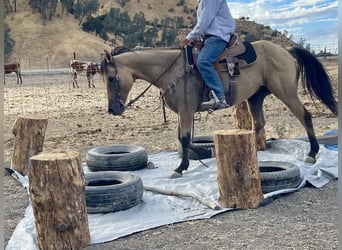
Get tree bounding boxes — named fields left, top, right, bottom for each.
left=82, top=15, right=105, bottom=36
left=297, top=37, right=306, bottom=48
left=160, top=27, right=177, bottom=47
left=74, top=0, right=100, bottom=26
left=28, top=0, right=58, bottom=20
left=4, top=23, right=15, bottom=59
left=60, top=0, right=74, bottom=16
left=102, top=8, right=131, bottom=44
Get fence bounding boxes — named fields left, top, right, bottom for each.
left=3, top=54, right=338, bottom=164
left=4, top=69, right=107, bottom=137
left=310, top=44, right=338, bottom=55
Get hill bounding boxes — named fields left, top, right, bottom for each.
left=5, top=0, right=295, bottom=69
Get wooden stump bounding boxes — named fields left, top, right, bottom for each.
left=11, top=116, right=48, bottom=175
left=29, top=151, right=90, bottom=250
left=232, top=101, right=266, bottom=151
left=214, top=129, right=263, bottom=209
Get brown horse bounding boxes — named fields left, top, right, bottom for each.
left=100, top=40, right=338, bottom=178
left=4, top=62, right=22, bottom=84
left=69, top=59, right=101, bottom=88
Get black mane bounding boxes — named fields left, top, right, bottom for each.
left=111, top=46, right=131, bottom=56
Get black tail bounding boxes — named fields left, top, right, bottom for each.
left=289, top=47, right=338, bottom=116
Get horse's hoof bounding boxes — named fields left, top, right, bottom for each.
left=170, top=171, right=182, bottom=179
left=146, top=161, right=156, bottom=169
left=304, top=155, right=316, bottom=164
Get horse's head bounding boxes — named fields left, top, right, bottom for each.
left=101, top=50, right=132, bottom=116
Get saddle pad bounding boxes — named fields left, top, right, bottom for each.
left=219, top=42, right=257, bottom=65
left=238, top=42, right=257, bottom=65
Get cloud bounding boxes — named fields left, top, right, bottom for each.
left=228, top=0, right=337, bottom=48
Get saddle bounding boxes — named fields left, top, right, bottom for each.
left=185, top=33, right=257, bottom=77
left=185, top=34, right=257, bottom=109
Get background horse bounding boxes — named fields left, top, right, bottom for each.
left=101, top=41, right=338, bottom=178
left=4, top=62, right=22, bottom=84
left=69, top=59, right=101, bottom=88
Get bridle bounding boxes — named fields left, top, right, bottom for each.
left=105, top=49, right=185, bottom=107
left=104, top=57, right=125, bottom=108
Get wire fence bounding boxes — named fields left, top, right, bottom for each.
left=4, top=69, right=107, bottom=134
left=4, top=51, right=338, bottom=141
left=310, top=44, right=338, bottom=55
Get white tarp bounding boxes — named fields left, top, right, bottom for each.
left=6, top=139, right=338, bottom=249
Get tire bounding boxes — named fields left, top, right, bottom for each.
left=177, top=136, right=215, bottom=160
left=85, top=171, right=144, bottom=214
left=86, top=145, right=148, bottom=171
left=259, top=161, right=302, bottom=193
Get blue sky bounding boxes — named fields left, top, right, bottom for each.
left=228, top=0, right=338, bottom=53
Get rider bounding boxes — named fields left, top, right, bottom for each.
left=180, top=0, right=236, bottom=110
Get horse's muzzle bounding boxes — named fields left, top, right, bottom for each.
left=108, top=99, right=125, bottom=116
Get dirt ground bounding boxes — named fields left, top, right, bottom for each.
left=3, top=59, right=338, bottom=249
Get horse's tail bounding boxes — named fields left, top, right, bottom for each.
left=289, top=47, right=338, bottom=115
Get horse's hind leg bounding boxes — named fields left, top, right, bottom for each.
left=19, top=73, right=22, bottom=84
left=90, top=75, right=96, bottom=88
left=88, top=77, right=95, bottom=88
left=16, top=72, right=22, bottom=85
left=247, top=87, right=269, bottom=148
left=247, top=88, right=269, bottom=132
left=279, top=95, right=319, bottom=163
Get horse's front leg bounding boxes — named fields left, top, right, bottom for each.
left=171, top=114, right=193, bottom=178
left=171, top=132, right=190, bottom=178
left=91, top=76, right=95, bottom=88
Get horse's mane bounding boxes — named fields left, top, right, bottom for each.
left=112, top=46, right=181, bottom=56
left=111, top=46, right=131, bottom=56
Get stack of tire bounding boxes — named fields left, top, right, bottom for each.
left=85, top=145, right=148, bottom=214
left=178, top=135, right=302, bottom=194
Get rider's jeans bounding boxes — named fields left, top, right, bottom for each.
left=196, top=36, right=227, bottom=100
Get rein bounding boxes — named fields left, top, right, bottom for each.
left=159, top=50, right=190, bottom=99
left=110, top=50, right=184, bottom=109
left=125, top=83, right=153, bottom=107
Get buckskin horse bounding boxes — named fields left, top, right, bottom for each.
left=4, top=62, right=22, bottom=84
left=100, top=40, right=338, bottom=178
left=69, top=59, right=101, bottom=88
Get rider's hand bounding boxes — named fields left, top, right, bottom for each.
left=179, top=39, right=191, bottom=48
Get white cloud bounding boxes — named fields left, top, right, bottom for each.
left=228, top=0, right=337, bottom=49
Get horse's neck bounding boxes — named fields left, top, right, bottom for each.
left=117, top=50, right=183, bottom=87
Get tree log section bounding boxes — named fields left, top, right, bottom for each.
left=29, top=151, right=90, bottom=250
left=214, top=129, right=263, bottom=209
left=11, top=116, right=48, bottom=175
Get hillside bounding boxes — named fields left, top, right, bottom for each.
left=5, top=0, right=295, bottom=69
left=5, top=0, right=112, bottom=68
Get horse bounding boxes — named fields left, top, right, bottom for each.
left=100, top=40, right=338, bottom=178
left=4, top=62, right=22, bottom=85
left=69, top=59, right=101, bottom=88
